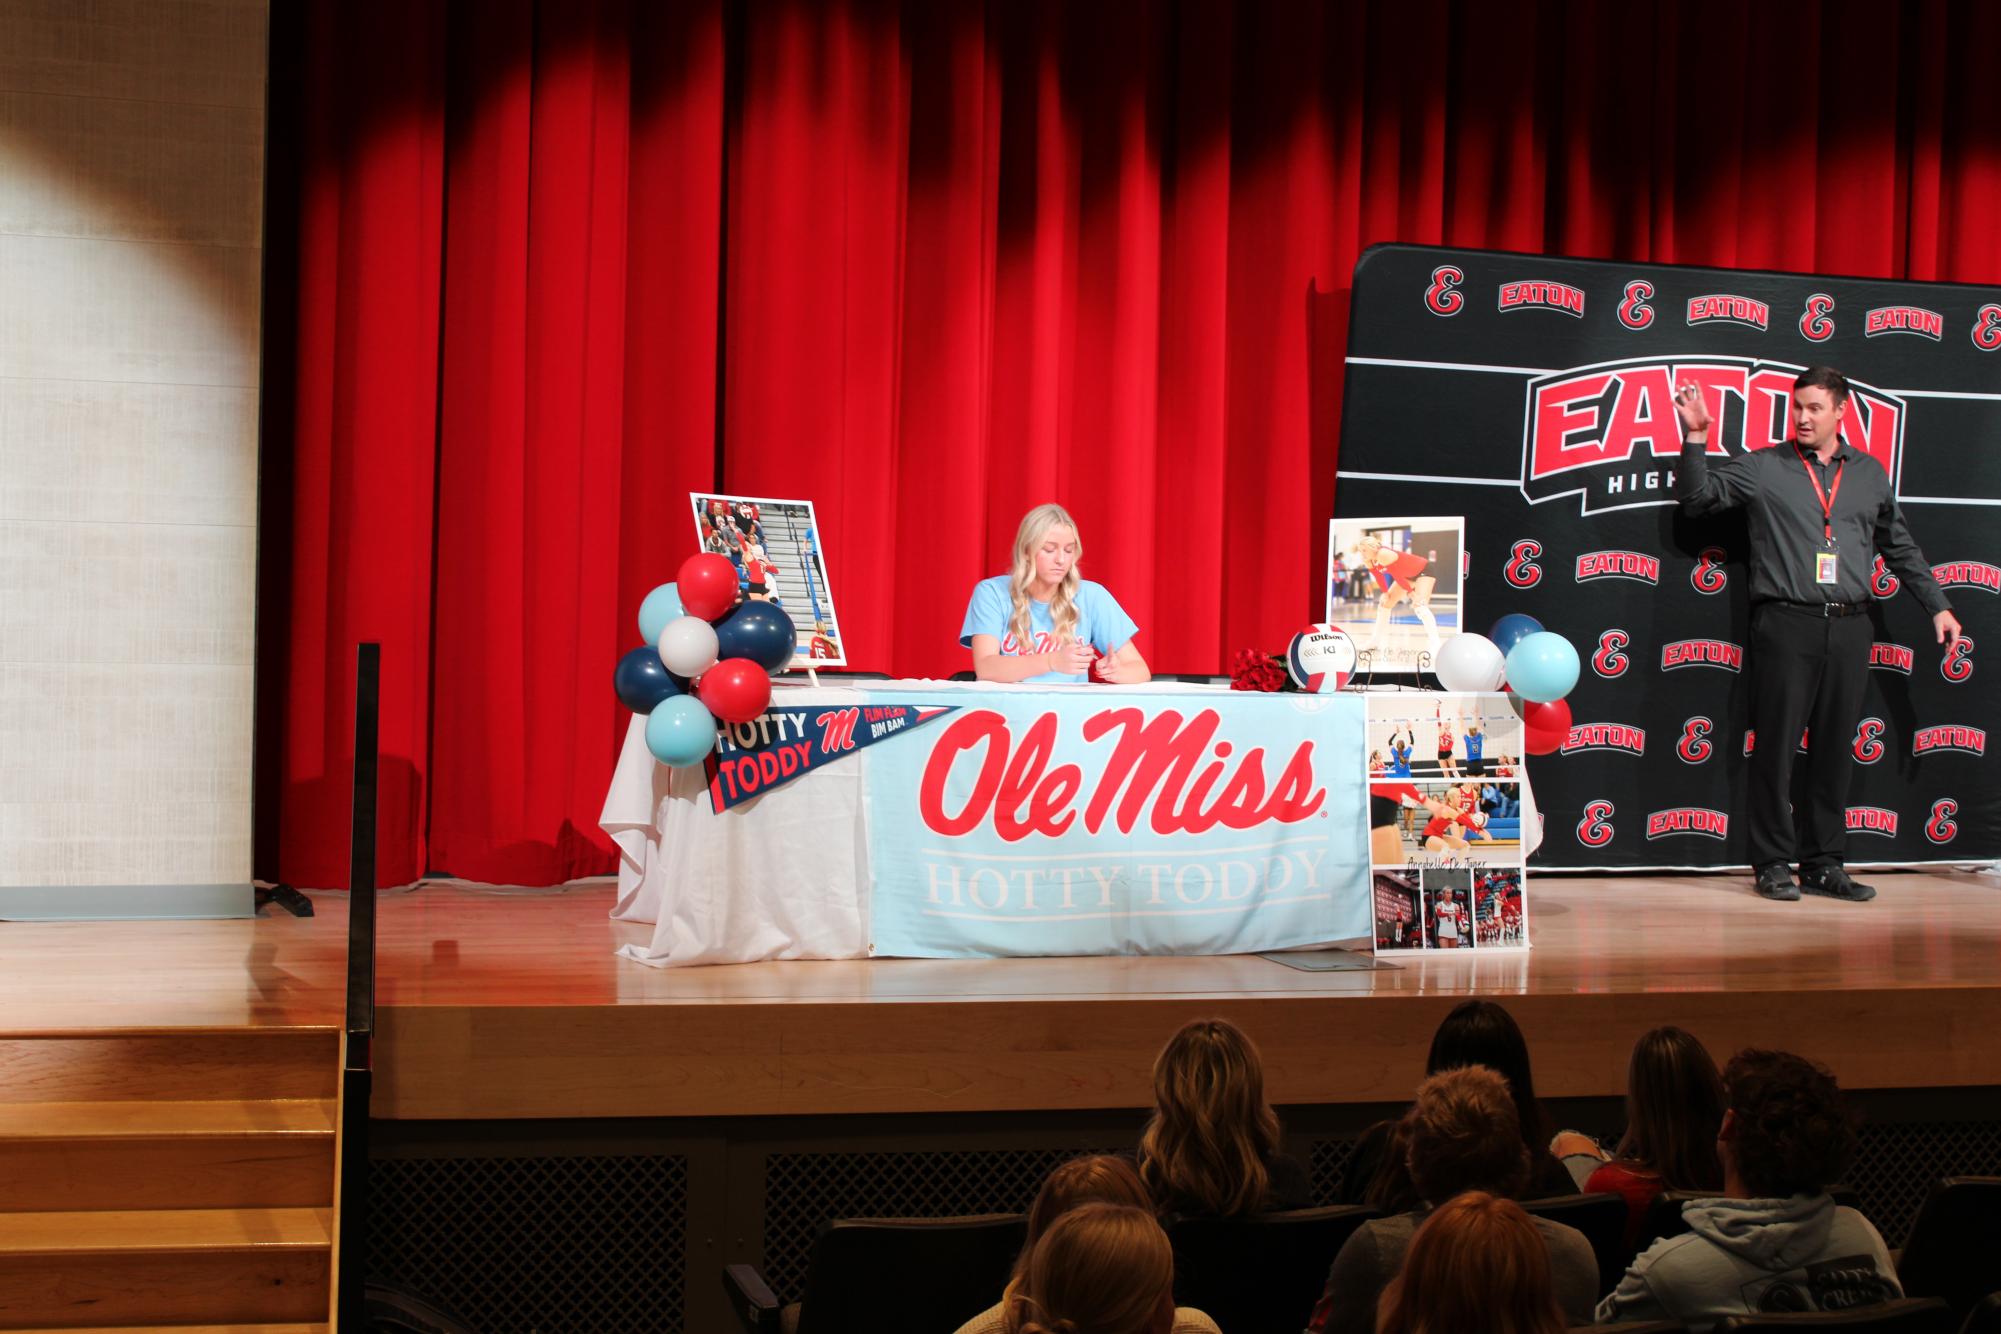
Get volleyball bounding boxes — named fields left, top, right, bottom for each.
left=1286, top=623, right=1357, bottom=692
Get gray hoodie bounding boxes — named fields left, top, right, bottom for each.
left=1594, top=1194, right=1901, bottom=1332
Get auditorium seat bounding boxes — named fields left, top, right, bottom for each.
left=1520, top=1191, right=1629, bottom=1298
left=947, top=670, right=976, bottom=682
left=1713, top=1296, right=1952, bottom=1331
left=1165, top=1204, right=1377, bottom=1334
left=1580, top=1323, right=1687, bottom=1333
left=1640, top=1186, right=1863, bottom=1256
left=1955, top=1292, right=2001, bottom=1334
left=721, top=1213, right=1026, bottom=1334
left=1896, top=1177, right=2001, bottom=1325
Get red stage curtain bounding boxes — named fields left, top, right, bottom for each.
left=259, top=0, right=2001, bottom=888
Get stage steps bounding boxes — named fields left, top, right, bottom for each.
left=0, top=1030, right=339, bottom=1331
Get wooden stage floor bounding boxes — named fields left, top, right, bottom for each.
left=4, top=870, right=1996, bottom=1120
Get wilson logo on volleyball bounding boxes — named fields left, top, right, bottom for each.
left=1869, top=642, right=1914, bottom=674
left=1498, top=280, right=1585, bottom=316
left=1911, top=725, right=1987, bottom=758
left=1846, top=806, right=1899, bottom=837
left=1865, top=304, right=1944, bottom=340
left=1687, top=294, right=1770, bottom=331
left=1662, top=639, right=1744, bottom=672
left=1646, top=808, right=1729, bottom=840
left=1560, top=724, right=1646, bottom=757
left=917, top=708, right=1325, bottom=842
left=1520, top=357, right=1904, bottom=514
left=1931, top=561, right=2001, bottom=593
left=1574, top=551, right=1660, bottom=584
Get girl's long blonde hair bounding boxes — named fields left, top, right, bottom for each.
left=1009, top=503, right=1082, bottom=652
left=1137, top=1018, right=1284, bottom=1218
left=1003, top=1203, right=1173, bottom=1334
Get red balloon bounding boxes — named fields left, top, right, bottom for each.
left=1523, top=727, right=1563, bottom=756
left=1521, top=697, right=1571, bottom=755
left=678, top=552, right=741, bottom=622
left=698, top=657, right=772, bottom=724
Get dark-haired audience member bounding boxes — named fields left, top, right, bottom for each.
left=1339, top=1000, right=1573, bottom=1210
left=1374, top=1191, right=1568, bottom=1334
left=957, top=1156, right=1223, bottom=1334
left=1306, top=1067, right=1597, bottom=1334
left=1001, top=1202, right=1218, bottom=1334
left=1137, top=1018, right=1313, bottom=1218
left=1595, top=1049, right=1900, bottom=1331
left=1584, top=1026, right=1728, bottom=1249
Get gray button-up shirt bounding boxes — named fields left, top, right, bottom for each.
left=1676, top=435, right=1951, bottom=615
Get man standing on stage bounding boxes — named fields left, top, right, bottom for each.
left=1674, top=367, right=1961, bottom=903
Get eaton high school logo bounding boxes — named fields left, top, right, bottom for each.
left=1574, top=551, right=1660, bottom=584
left=1911, top=725, right=1986, bottom=758
left=1846, top=806, right=1899, bottom=837
left=1561, top=724, right=1645, bottom=757
left=1520, top=356, right=1905, bottom=514
left=1686, top=295, right=1770, bottom=330
left=1646, top=807, right=1729, bottom=840
left=1662, top=639, right=1744, bottom=672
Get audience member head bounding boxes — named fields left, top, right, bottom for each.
left=1375, top=1191, right=1566, bottom=1334
left=1138, top=1017, right=1283, bottom=1218
left=1614, top=1026, right=1725, bottom=1190
left=1008, top=1155, right=1152, bottom=1293
left=1425, top=1000, right=1552, bottom=1150
left=1005, top=1203, right=1175, bottom=1334
left=1719, top=1049, right=1855, bottom=1199
left=1402, top=1066, right=1531, bottom=1205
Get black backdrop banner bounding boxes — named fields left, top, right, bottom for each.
left=1334, top=244, right=2001, bottom=869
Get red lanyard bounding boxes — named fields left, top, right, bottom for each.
left=1793, top=444, right=1844, bottom=544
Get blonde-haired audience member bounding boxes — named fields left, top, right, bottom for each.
left=1374, top=1191, right=1568, bottom=1334
left=1306, top=1067, right=1595, bottom=1333
left=1137, top=1018, right=1313, bottom=1218
left=954, top=1156, right=1160, bottom=1334
left=1000, top=1203, right=1218, bottom=1334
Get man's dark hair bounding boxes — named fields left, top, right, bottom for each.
left=1723, top=1049, right=1855, bottom=1197
left=1794, top=366, right=1850, bottom=404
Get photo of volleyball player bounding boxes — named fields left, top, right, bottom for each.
left=1372, top=779, right=1521, bottom=866
left=1326, top=515, right=1464, bottom=674
left=1474, top=869, right=1527, bottom=948
left=689, top=492, right=849, bottom=667
left=1372, top=870, right=1424, bottom=952
left=1422, top=869, right=1474, bottom=950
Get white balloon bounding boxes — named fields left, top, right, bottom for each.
left=1433, top=633, right=1506, bottom=693
left=658, top=615, right=720, bottom=679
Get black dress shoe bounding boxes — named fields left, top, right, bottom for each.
left=1755, top=863, right=1801, bottom=901
left=1801, top=865, right=1877, bottom=901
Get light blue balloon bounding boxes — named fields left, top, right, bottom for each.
left=1504, top=631, right=1580, bottom=704
left=645, top=695, right=718, bottom=768
left=637, top=583, right=685, bottom=647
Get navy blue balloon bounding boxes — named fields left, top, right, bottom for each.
left=1489, top=612, right=1545, bottom=659
left=613, top=645, right=685, bottom=714
left=714, top=600, right=797, bottom=673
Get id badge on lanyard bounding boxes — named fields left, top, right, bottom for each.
left=1797, top=445, right=1844, bottom=585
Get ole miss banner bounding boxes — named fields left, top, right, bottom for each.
left=863, top=690, right=1371, bottom=958
left=1336, top=244, right=2001, bottom=868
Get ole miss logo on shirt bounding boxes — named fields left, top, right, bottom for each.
left=999, top=631, right=1060, bottom=655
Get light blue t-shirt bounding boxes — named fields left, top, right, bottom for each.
left=959, top=576, right=1138, bottom=684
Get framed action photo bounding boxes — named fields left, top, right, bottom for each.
left=1327, top=515, right=1466, bottom=675
left=690, top=492, right=847, bottom=668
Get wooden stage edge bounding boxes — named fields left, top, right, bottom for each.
left=3, top=870, right=1996, bottom=1121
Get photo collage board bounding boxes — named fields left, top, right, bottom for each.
left=1366, top=692, right=1529, bottom=956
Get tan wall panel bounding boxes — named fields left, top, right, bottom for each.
left=0, top=0, right=266, bottom=891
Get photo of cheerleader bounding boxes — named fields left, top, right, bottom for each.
left=1326, top=515, right=1464, bottom=673
left=689, top=492, right=849, bottom=667
left=1372, top=779, right=1522, bottom=865
left=1372, top=871, right=1424, bottom=952
left=1474, top=869, right=1527, bottom=947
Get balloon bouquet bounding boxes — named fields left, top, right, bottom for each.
left=612, top=553, right=798, bottom=769
left=1429, top=614, right=1580, bottom=756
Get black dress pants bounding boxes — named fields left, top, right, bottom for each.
left=1746, top=601, right=1873, bottom=870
